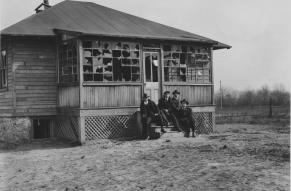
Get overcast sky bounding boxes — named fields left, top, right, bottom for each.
left=1, top=0, right=290, bottom=91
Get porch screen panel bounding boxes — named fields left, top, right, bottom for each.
left=58, top=40, right=78, bottom=83
left=83, top=40, right=140, bottom=82
left=163, top=44, right=211, bottom=83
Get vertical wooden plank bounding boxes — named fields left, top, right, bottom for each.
left=100, top=87, right=104, bottom=107
left=209, top=86, right=212, bottom=104
left=60, top=88, right=63, bottom=106
left=200, top=86, right=203, bottom=105
left=160, top=45, right=163, bottom=95
left=106, top=87, right=109, bottom=106
left=71, top=87, right=74, bottom=106
left=140, top=42, right=144, bottom=100
left=206, top=86, right=208, bottom=104
left=67, top=87, right=70, bottom=107
left=89, top=87, right=92, bottom=108
left=210, top=47, right=214, bottom=105
left=71, top=87, right=73, bottom=106
left=110, top=86, right=114, bottom=106
left=56, top=38, right=60, bottom=108
left=205, top=86, right=207, bottom=104
left=196, top=86, right=200, bottom=105
left=94, top=87, right=98, bottom=108
left=91, top=86, right=94, bottom=108
left=115, top=86, right=119, bottom=107
left=78, top=39, right=83, bottom=109
left=202, top=86, right=205, bottom=104
left=11, top=38, right=16, bottom=115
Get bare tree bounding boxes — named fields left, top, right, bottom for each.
left=215, top=84, right=290, bottom=107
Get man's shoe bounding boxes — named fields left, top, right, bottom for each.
left=184, top=132, right=190, bottom=137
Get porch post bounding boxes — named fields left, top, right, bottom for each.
left=79, top=116, right=86, bottom=144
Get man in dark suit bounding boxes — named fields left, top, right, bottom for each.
left=170, top=90, right=183, bottom=132
left=158, top=91, right=171, bottom=132
left=179, top=99, right=195, bottom=137
left=140, top=94, right=160, bottom=139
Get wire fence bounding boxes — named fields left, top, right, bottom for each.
left=215, top=106, right=290, bottom=124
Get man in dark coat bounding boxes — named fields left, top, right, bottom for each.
left=140, top=94, right=160, bottom=139
left=158, top=91, right=171, bottom=132
left=179, top=99, right=195, bottom=137
left=170, top=90, right=183, bottom=131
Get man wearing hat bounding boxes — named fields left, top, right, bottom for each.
left=158, top=91, right=171, bottom=132
left=140, top=93, right=160, bottom=139
left=179, top=99, right=195, bottom=137
left=170, top=90, right=183, bottom=131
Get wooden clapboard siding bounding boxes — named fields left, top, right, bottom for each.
left=59, top=86, right=80, bottom=108
left=82, top=85, right=141, bottom=108
left=12, top=37, right=57, bottom=116
left=0, top=37, right=14, bottom=116
left=163, top=85, right=212, bottom=105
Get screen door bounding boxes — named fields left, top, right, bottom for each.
left=143, top=52, right=160, bottom=103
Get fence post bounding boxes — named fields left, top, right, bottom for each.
left=268, top=98, right=272, bottom=118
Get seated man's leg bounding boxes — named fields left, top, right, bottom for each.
left=165, top=112, right=172, bottom=123
left=158, top=110, right=168, bottom=133
left=146, top=116, right=152, bottom=139
left=180, top=118, right=190, bottom=137
left=141, top=117, right=148, bottom=138
left=185, top=118, right=196, bottom=137
left=170, top=113, right=183, bottom=132
left=160, top=110, right=169, bottom=126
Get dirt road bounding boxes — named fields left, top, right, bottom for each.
left=0, top=123, right=289, bottom=191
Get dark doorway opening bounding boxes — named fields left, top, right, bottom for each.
left=33, top=119, right=51, bottom=139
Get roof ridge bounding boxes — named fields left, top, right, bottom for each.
left=72, top=1, right=215, bottom=42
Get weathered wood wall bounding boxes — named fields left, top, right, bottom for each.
left=82, top=85, right=141, bottom=108
left=0, top=37, right=14, bottom=116
left=163, top=85, right=212, bottom=105
left=13, top=37, right=57, bottom=116
left=58, top=86, right=80, bottom=108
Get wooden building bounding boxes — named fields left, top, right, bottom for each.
left=0, top=0, right=231, bottom=144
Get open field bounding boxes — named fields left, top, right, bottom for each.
left=0, top=122, right=290, bottom=191
left=216, top=106, right=290, bottom=124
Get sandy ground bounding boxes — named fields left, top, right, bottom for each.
left=0, top=123, right=289, bottom=191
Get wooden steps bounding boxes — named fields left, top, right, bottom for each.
left=150, top=122, right=180, bottom=133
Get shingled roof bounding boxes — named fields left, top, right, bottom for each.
left=1, top=0, right=231, bottom=49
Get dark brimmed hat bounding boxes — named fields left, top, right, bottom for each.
left=181, top=99, right=189, bottom=105
left=143, top=93, right=150, bottom=99
left=172, top=90, right=180, bottom=95
left=163, top=91, right=170, bottom=95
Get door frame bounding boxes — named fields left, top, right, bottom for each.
left=142, top=50, right=162, bottom=101
left=30, top=117, right=54, bottom=140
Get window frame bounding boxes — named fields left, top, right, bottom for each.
left=0, top=49, right=8, bottom=90
left=58, top=39, right=79, bottom=84
left=82, top=40, right=142, bottom=83
left=162, top=44, right=212, bottom=84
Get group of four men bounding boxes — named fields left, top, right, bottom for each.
left=140, top=90, right=195, bottom=139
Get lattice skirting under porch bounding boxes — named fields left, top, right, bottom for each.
left=55, top=115, right=80, bottom=141
left=193, top=112, right=213, bottom=134
left=84, top=112, right=213, bottom=141
left=85, top=114, right=138, bottom=140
